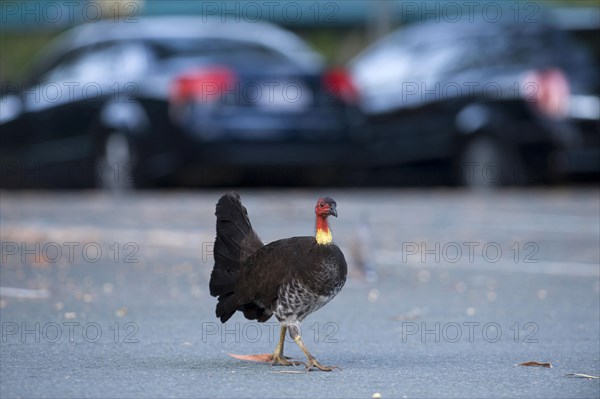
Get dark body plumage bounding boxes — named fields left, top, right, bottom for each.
left=209, top=192, right=347, bottom=327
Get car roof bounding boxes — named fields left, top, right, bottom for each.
left=350, top=10, right=561, bottom=73
left=381, top=16, right=553, bottom=49
left=39, top=16, right=323, bottom=71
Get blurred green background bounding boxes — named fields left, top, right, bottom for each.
left=1, top=0, right=596, bottom=82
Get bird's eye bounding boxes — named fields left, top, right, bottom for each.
left=320, top=203, right=324, bottom=207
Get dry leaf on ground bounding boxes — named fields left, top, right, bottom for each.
left=519, top=361, right=552, bottom=368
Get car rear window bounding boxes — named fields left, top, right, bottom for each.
left=148, top=38, right=290, bottom=64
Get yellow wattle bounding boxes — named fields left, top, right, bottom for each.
left=316, top=228, right=333, bottom=245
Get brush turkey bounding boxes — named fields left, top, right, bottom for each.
left=209, top=192, right=347, bottom=371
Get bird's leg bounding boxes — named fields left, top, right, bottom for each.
left=229, top=325, right=302, bottom=366
left=288, top=324, right=340, bottom=372
left=271, top=325, right=304, bottom=367
left=273, top=325, right=286, bottom=358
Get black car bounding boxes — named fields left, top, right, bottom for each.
left=349, top=9, right=600, bottom=187
left=0, top=16, right=363, bottom=188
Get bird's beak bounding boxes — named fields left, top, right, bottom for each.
left=329, top=205, right=338, bottom=217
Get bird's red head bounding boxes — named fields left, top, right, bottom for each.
left=315, top=197, right=337, bottom=245
left=315, top=197, right=338, bottom=219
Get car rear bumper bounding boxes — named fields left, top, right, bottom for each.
left=177, top=105, right=356, bottom=142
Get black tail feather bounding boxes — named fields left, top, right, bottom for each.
left=210, top=192, right=263, bottom=322
left=215, top=293, right=238, bottom=323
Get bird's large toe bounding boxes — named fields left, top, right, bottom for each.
left=306, top=358, right=341, bottom=372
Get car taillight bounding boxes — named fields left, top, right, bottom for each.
left=323, top=68, right=359, bottom=105
left=170, top=67, right=236, bottom=104
left=522, top=68, right=570, bottom=119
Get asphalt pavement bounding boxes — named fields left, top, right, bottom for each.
left=1, top=188, right=599, bottom=398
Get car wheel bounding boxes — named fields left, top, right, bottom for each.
left=457, top=135, right=526, bottom=188
left=95, top=132, right=136, bottom=191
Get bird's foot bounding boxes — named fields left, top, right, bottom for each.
left=228, top=353, right=303, bottom=367
left=305, top=357, right=341, bottom=372
left=271, top=353, right=305, bottom=367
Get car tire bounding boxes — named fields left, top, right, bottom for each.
left=95, top=132, right=137, bottom=191
left=457, top=135, right=527, bottom=188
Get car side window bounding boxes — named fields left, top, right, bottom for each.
left=40, top=44, right=117, bottom=84
left=38, top=42, right=148, bottom=85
